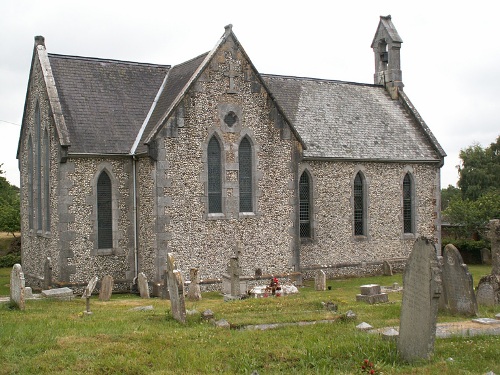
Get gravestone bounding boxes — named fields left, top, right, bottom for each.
left=10, top=264, right=25, bottom=310
left=43, top=257, right=52, bottom=290
left=481, top=248, right=492, bottom=265
left=356, top=284, right=388, bottom=304
left=314, top=270, right=326, bottom=291
left=82, top=276, right=98, bottom=314
left=187, top=268, right=202, bottom=301
left=165, top=253, right=186, bottom=323
left=476, top=219, right=500, bottom=306
left=138, top=272, right=150, bottom=299
left=99, top=275, right=114, bottom=301
left=222, top=243, right=247, bottom=297
left=398, top=237, right=442, bottom=363
left=382, top=260, right=393, bottom=276
left=440, top=244, right=478, bottom=316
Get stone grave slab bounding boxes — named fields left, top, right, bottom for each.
left=398, top=237, right=441, bottom=363
left=99, top=275, right=114, bottom=301
left=10, top=264, right=25, bottom=310
left=440, top=244, right=478, bottom=316
left=472, top=318, right=500, bottom=325
left=138, top=272, right=150, bottom=299
left=42, top=287, right=74, bottom=300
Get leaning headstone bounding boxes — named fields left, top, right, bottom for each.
left=165, top=253, right=186, bottom=323
left=440, top=244, right=478, bottom=316
left=187, top=268, right=202, bottom=301
left=137, top=272, right=150, bottom=299
left=382, top=260, right=393, bottom=276
left=82, top=276, right=98, bottom=314
left=314, top=270, right=326, bottom=291
left=398, top=237, right=442, bottom=363
left=99, top=275, right=114, bottom=301
left=43, top=257, right=52, bottom=290
left=10, top=264, right=25, bottom=310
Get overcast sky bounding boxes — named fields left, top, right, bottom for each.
left=1, top=1, right=498, bottom=189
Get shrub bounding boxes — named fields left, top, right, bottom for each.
left=0, top=254, right=21, bottom=268
left=442, top=238, right=489, bottom=264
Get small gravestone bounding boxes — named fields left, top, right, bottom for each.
left=476, top=220, right=500, bottom=306
left=43, top=257, right=52, bottom=290
left=222, top=243, right=247, bottom=297
left=398, top=237, right=442, bottom=363
left=356, top=284, right=388, bottom=304
left=187, top=268, right=202, bottom=301
left=82, top=276, right=98, bottom=314
left=382, top=260, right=393, bottom=276
left=356, top=322, right=373, bottom=331
left=440, top=244, right=478, bottom=316
left=10, top=264, right=25, bottom=310
left=25, top=287, right=33, bottom=299
left=476, top=277, right=499, bottom=306
left=165, top=253, right=186, bottom=323
left=382, top=328, right=399, bottom=341
left=481, top=248, right=492, bottom=265
left=137, top=272, right=150, bottom=299
left=99, top=275, right=114, bottom=301
left=315, top=270, right=326, bottom=291
left=490, top=219, right=500, bottom=275
left=202, top=309, right=214, bottom=321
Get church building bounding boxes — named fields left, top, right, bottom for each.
left=17, top=16, right=445, bottom=291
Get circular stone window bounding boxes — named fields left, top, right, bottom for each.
left=224, top=111, right=238, bottom=127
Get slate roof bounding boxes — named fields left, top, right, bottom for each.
left=48, top=54, right=170, bottom=154
left=262, top=74, right=444, bottom=161
left=135, top=52, right=209, bottom=154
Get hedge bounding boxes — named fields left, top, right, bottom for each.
left=0, top=254, right=21, bottom=268
left=442, top=238, right=489, bottom=264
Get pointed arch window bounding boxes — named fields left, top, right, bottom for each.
left=354, top=172, right=366, bottom=236
left=299, top=171, right=311, bottom=238
left=239, top=137, right=253, bottom=212
left=44, top=129, right=50, bottom=230
left=27, top=135, right=34, bottom=230
left=97, top=171, right=113, bottom=249
left=207, top=136, right=222, bottom=213
left=403, top=173, right=414, bottom=234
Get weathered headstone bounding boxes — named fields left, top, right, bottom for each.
left=314, top=270, right=326, bottom=291
left=187, top=268, right=202, bottom=301
left=476, top=220, right=500, bottom=306
left=382, top=260, right=393, bottom=276
left=398, top=237, right=442, bottom=363
left=99, top=275, right=114, bottom=301
left=165, top=253, right=186, bottom=323
left=490, top=219, right=500, bottom=275
left=43, top=257, right=52, bottom=290
left=440, top=244, right=478, bottom=316
left=137, top=272, right=150, bottom=299
left=481, top=248, right=492, bottom=265
left=10, top=264, right=25, bottom=310
left=222, top=244, right=247, bottom=297
left=82, top=276, right=98, bottom=314
left=356, top=284, right=388, bottom=304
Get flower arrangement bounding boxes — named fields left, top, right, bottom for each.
left=361, top=359, right=376, bottom=374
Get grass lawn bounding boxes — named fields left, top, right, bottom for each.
left=0, top=266, right=499, bottom=374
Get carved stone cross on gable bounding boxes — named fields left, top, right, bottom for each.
left=224, top=61, right=240, bottom=94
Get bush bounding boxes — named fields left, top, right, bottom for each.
left=442, top=238, right=489, bottom=264
left=0, top=254, right=21, bottom=268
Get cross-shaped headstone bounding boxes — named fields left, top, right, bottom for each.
left=224, top=61, right=240, bottom=94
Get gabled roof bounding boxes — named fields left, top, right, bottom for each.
left=48, top=54, right=169, bottom=154
left=371, top=15, right=403, bottom=47
left=263, top=74, right=445, bottom=162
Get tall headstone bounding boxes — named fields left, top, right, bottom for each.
left=398, top=237, right=442, bottom=363
left=440, top=244, right=478, bottom=316
left=165, top=253, right=186, bottom=323
left=10, top=264, right=25, bottom=310
left=99, top=275, right=114, bottom=301
left=187, top=268, right=202, bottom=301
left=43, top=257, right=52, bottom=290
left=137, top=272, right=150, bottom=299
left=314, top=270, right=326, bottom=291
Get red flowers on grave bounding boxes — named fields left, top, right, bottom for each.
left=361, top=359, right=376, bottom=374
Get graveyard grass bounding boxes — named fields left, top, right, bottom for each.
left=0, top=266, right=499, bottom=375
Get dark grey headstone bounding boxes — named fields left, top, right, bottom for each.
left=99, top=275, right=114, bottom=301
left=165, top=253, right=186, bottom=323
left=10, top=264, right=25, bottom=310
left=43, top=257, right=52, bottom=290
left=398, top=237, right=442, bottom=363
left=476, top=279, right=496, bottom=306
left=440, top=244, right=478, bottom=316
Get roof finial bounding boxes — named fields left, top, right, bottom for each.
left=224, top=24, right=233, bottom=37
left=35, top=35, right=45, bottom=47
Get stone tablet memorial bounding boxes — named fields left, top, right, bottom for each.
left=10, top=264, right=25, bottom=310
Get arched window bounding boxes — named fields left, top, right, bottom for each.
left=354, top=172, right=365, bottom=236
left=27, top=135, right=34, bottom=230
left=403, top=173, right=414, bottom=233
left=299, top=171, right=311, bottom=238
left=97, top=171, right=113, bottom=249
left=35, top=103, right=42, bottom=231
left=44, top=129, right=50, bottom=230
left=239, top=137, right=252, bottom=212
left=207, top=136, right=222, bottom=213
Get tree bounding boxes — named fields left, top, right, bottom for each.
left=0, top=164, right=20, bottom=237
left=441, top=184, right=461, bottom=211
left=457, top=136, right=500, bottom=201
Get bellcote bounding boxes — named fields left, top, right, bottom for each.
left=371, top=15, right=403, bottom=99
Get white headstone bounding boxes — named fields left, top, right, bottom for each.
left=9, top=264, right=25, bottom=310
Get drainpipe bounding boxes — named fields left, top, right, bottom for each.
left=132, top=155, right=139, bottom=280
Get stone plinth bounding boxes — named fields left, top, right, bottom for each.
left=356, top=284, right=388, bottom=304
